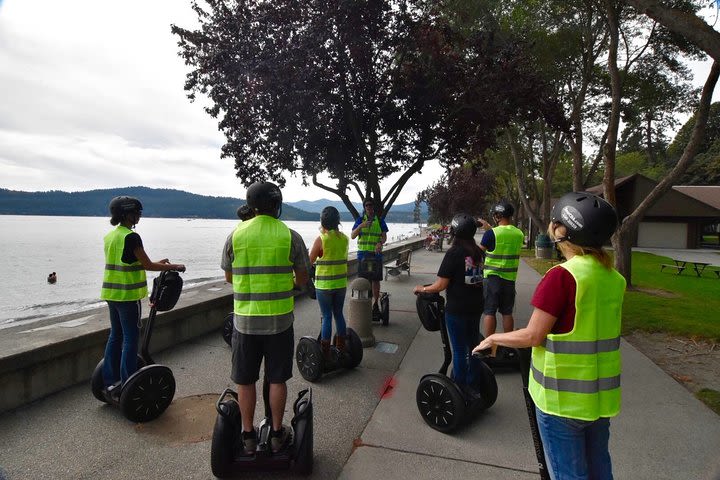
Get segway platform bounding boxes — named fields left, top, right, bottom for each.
left=210, top=386, right=313, bottom=477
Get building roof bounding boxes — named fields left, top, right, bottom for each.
left=672, top=186, right=720, bottom=210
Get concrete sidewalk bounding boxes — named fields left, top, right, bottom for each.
left=0, top=247, right=719, bottom=479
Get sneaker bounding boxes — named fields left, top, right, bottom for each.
left=103, top=383, right=121, bottom=402
left=241, top=430, right=257, bottom=456
left=270, top=426, right=292, bottom=453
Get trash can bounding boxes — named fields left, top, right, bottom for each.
left=535, top=234, right=554, bottom=259
left=347, top=277, right=375, bottom=347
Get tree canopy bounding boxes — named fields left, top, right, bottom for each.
left=172, top=0, right=559, bottom=217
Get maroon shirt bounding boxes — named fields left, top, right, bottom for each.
left=531, top=266, right=577, bottom=334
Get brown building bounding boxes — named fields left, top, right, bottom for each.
left=586, top=174, right=720, bottom=249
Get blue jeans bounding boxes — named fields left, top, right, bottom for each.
left=103, top=300, right=141, bottom=386
left=535, top=407, right=613, bottom=480
left=316, top=288, right=347, bottom=341
left=444, top=311, right=481, bottom=385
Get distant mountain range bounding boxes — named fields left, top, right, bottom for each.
left=0, top=187, right=428, bottom=223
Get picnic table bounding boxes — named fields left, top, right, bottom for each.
left=660, top=259, right=718, bottom=278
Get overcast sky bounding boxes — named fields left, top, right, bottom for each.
left=0, top=1, right=715, bottom=204
left=0, top=0, right=444, bottom=204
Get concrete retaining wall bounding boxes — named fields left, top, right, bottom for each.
left=0, top=239, right=424, bottom=413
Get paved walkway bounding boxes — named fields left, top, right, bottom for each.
left=0, top=247, right=719, bottom=479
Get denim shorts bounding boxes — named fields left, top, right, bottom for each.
left=483, top=275, right=516, bottom=315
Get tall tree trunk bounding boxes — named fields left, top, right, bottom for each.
left=603, top=1, right=622, bottom=208
left=611, top=61, right=720, bottom=284
left=627, top=0, right=720, bottom=61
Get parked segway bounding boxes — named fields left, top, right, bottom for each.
left=91, top=270, right=183, bottom=422
left=210, top=378, right=313, bottom=477
left=222, top=312, right=234, bottom=346
left=295, top=328, right=363, bottom=382
left=415, top=291, right=498, bottom=433
left=372, top=291, right=390, bottom=326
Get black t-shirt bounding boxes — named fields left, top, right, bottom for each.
left=437, top=245, right=484, bottom=315
left=121, top=232, right=143, bottom=264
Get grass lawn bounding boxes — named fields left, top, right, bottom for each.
left=522, top=249, right=720, bottom=342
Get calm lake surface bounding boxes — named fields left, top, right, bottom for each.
left=0, top=215, right=422, bottom=328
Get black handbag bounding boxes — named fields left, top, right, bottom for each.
left=415, top=292, right=444, bottom=332
left=150, top=270, right=184, bottom=311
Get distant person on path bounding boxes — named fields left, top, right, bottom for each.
left=221, top=182, right=309, bottom=455
left=100, top=196, right=185, bottom=400
left=474, top=192, right=625, bottom=480
left=309, top=206, right=349, bottom=361
left=477, top=201, right=524, bottom=337
left=47, top=272, right=57, bottom=284
left=351, top=198, right=388, bottom=317
left=413, top=213, right=484, bottom=397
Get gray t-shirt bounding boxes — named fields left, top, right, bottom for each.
left=221, top=223, right=309, bottom=335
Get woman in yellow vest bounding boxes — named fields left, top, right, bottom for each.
left=474, top=192, right=625, bottom=480
left=309, top=206, right=350, bottom=359
left=100, top=196, right=185, bottom=399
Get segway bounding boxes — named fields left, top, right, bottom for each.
left=295, top=328, right=363, bottom=382
left=359, top=256, right=390, bottom=326
left=414, top=291, right=498, bottom=433
left=210, top=378, right=313, bottom=477
left=91, top=270, right=183, bottom=422
left=518, top=347, right=551, bottom=479
left=481, top=344, right=521, bottom=370
left=222, top=312, right=234, bottom=346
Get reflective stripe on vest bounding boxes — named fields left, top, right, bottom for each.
left=528, top=255, right=626, bottom=421
left=357, top=215, right=382, bottom=252
left=315, top=231, right=348, bottom=290
left=100, top=226, right=147, bottom=301
left=231, top=215, right=294, bottom=319
left=483, top=225, right=524, bottom=281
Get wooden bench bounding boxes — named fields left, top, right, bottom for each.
left=384, top=249, right=412, bottom=280
left=660, top=264, right=685, bottom=275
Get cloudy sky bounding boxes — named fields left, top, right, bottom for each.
left=0, top=0, right=443, bottom=204
left=0, top=1, right=715, bottom=204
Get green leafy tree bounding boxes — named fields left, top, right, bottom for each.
left=172, top=0, right=556, bottom=218
left=668, top=101, right=720, bottom=185
left=419, top=165, right=494, bottom=224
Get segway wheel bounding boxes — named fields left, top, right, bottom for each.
left=119, top=365, right=176, bottom=422
left=341, top=328, right=363, bottom=369
left=90, top=356, right=146, bottom=403
left=291, top=389, right=314, bottom=474
left=211, top=398, right=241, bottom=478
left=474, top=360, right=498, bottom=410
left=296, top=337, right=323, bottom=382
left=416, top=374, right=466, bottom=433
left=380, top=293, right=390, bottom=326
left=221, top=312, right=234, bottom=346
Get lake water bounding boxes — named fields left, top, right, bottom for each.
left=0, top=215, right=422, bottom=328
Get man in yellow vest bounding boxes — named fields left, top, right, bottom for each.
left=351, top=198, right=388, bottom=316
left=220, top=182, right=309, bottom=456
left=478, top=201, right=525, bottom=338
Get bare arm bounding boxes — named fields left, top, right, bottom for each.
left=412, top=276, right=450, bottom=295
left=134, top=246, right=185, bottom=272
left=224, top=271, right=232, bottom=283
left=472, top=307, right=556, bottom=353
left=308, top=236, right=323, bottom=264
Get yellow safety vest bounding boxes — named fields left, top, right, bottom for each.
left=100, top=226, right=147, bottom=301
left=483, top=225, right=524, bottom=281
left=529, top=255, right=626, bottom=420
left=315, top=231, right=348, bottom=290
left=357, top=215, right=383, bottom=252
left=231, top=215, right=294, bottom=324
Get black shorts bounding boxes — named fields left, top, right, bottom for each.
left=357, top=255, right=383, bottom=281
left=483, top=275, right=516, bottom=315
left=231, top=325, right=294, bottom=384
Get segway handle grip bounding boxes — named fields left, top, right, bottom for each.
left=472, top=347, right=493, bottom=358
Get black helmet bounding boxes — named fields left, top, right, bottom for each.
left=109, top=196, right=142, bottom=216
left=450, top=213, right=477, bottom=239
left=320, top=206, right=340, bottom=230
left=551, top=192, right=618, bottom=247
left=236, top=204, right=255, bottom=221
left=246, top=182, right=283, bottom=218
left=492, top=201, right=514, bottom=218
